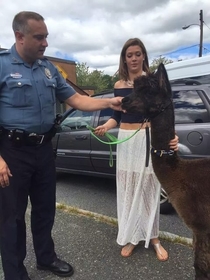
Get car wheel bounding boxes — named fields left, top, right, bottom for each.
left=160, top=187, right=174, bottom=214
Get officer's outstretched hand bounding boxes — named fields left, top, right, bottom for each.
left=0, top=156, right=13, bottom=188
left=110, top=96, right=123, bottom=111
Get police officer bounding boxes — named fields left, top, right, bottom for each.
left=0, top=11, right=122, bottom=280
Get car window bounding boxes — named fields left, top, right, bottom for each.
left=98, top=108, right=114, bottom=125
left=61, top=110, right=93, bottom=131
left=173, top=90, right=210, bottom=124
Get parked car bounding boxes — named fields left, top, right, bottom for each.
left=52, top=83, right=210, bottom=214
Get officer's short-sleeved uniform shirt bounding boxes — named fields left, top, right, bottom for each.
left=0, top=45, right=76, bottom=134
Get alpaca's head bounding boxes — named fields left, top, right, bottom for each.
left=121, top=63, right=173, bottom=118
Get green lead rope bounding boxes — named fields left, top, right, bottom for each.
left=86, top=124, right=140, bottom=145
left=86, top=123, right=145, bottom=167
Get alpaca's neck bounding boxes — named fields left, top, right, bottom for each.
left=150, top=104, right=175, bottom=150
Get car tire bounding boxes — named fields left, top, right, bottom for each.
left=160, top=187, right=174, bottom=214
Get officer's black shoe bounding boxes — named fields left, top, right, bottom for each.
left=37, top=258, right=74, bottom=277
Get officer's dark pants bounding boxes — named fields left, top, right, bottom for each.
left=0, top=139, right=57, bottom=280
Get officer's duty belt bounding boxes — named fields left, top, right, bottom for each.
left=0, top=127, right=55, bottom=146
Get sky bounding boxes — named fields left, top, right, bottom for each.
left=0, top=0, right=210, bottom=75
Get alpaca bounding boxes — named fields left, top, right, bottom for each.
left=121, top=63, right=210, bottom=280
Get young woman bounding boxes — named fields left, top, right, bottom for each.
left=94, top=38, right=178, bottom=261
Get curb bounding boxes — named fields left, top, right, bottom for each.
left=56, top=202, right=193, bottom=247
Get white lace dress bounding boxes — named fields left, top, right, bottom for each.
left=116, top=128, right=161, bottom=248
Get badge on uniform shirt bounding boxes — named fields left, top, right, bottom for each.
left=45, top=68, right=52, bottom=79
left=10, top=73, right=22, bottom=79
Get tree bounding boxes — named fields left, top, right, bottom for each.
left=76, top=62, right=117, bottom=94
left=101, top=74, right=119, bottom=92
left=76, top=62, right=91, bottom=86
left=88, top=69, right=107, bottom=93
left=150, top=56, right=173, bottom=72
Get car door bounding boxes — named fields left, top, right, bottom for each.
left=90, top=105, right=119, bottom=176
left=91, top=92, right=119, bottom=177
left=173, top=86, right=210, bottom=159
left=54, top=108, right=95, bottom=173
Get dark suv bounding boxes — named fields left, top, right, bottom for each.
left=53, top=83, right=210, bottom=214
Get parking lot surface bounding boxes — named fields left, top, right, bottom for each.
left=0, top=206, right=194, bottom=280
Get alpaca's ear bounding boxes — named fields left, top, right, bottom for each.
left=156, top=63, right=169, bottom=85
left=156, top=63, right=172, bottom=97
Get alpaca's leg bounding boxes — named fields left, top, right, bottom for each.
left=194, top=233, right=210, bottom=280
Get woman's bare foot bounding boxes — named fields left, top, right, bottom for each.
left=121, top=243, right=136, bottom=257
left=152, top=240, right=168, bottom=261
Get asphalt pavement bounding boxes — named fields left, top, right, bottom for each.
left=0, top=204, right=195, bottom=280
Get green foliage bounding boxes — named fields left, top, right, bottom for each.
left=150, top=56, right=173, bottom=72
left=76, top=62, right=118, bottom=94
left=76, top=62, right=91, bottom=86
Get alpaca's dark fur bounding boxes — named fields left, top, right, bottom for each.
left=122, top=63, right=210, bottom=280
